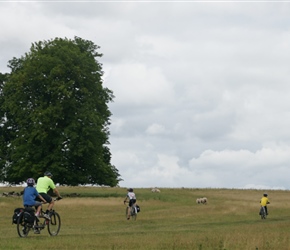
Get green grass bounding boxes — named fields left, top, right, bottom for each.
left=1, top=187, right=290, bottom=249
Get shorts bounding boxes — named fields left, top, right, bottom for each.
left=37, top=193, right=52, bottom=203
left=24, top=201, right=42, bottom=207
left=34, top=201, right=42, bottom=207
left=129, top=199, right=136, bottom=207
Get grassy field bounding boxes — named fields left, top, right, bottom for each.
left=1, top=187, right=290, bottom=250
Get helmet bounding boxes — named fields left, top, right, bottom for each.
left=128, top=188, right=133, bottom=192
left=26, top=178, right=35, bottom=186
left=44, top=171, right=53, bottom=177
left=263, top=193, right=268, bottom=197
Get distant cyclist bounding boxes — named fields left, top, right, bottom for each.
left=124, top=188, right=136, bottom=220
left=260, top=193, right=270, bottom=215
left=36, top=171, right=62, bottom=219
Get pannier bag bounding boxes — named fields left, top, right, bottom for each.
left=136, top=204, right=141, bottom=213
left=23, top=207, right=35, bottom=224
left=23, top=211, right=35, bottom=224
left=12, top=208, right=23, bottom=224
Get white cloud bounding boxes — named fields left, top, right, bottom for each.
left=106, top=62, right=175, bottom=108
left=112, top=142, right=290, bottom=189
left=187, top=144, right=290, bottom=188
left=146, top=123, right=167, bottom=135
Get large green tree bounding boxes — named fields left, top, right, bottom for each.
left=0, top=37, right=120, bottom=186
left=0, top=72, right=9, bottom=182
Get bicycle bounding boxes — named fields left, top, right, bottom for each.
left=260, top=206, right=267, bottom=219
left=17, top=197, right=62, bottom=237
left=124, top=201, right=137, bottom=221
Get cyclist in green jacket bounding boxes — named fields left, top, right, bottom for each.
left=36, top=171, right=62, bottom=218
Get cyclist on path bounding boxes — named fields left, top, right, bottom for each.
left=124, top=188, right=137, bottom=220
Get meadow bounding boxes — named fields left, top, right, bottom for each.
left=1, top=186, right=290, bottom=250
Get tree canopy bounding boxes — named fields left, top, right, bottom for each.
left=0, top=37, right=120, bottom=186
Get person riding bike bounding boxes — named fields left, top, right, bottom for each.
left=124, top=188, right=136, bottom=220
left=36, top=171, right=62, bottom=219
left=23, top=178, right=48, bottom=234
left=260, top=193, right=270, bottom=215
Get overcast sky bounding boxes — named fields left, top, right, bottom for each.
left=1, top=1, right=290, bottom=190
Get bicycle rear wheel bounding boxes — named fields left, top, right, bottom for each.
left=260, top=207, right=266, bottom=219
left=17, top=213, right=31, bottom=237
left=47, top=211, right=61, bottom=236
left=131, top=206, right=137, bottom=221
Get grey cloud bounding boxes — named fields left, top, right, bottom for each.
left=1, top=2, right=290, bottom=189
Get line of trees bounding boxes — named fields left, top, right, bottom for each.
left=0, top=37, right=121, bottom=186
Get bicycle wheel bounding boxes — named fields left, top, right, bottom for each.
left=47, top=211, right=61, bottom=236
left=125, top=206, right=129, bottom=219
left=17, top=212, right=31, bottom=237
left=260, top=207, right=266, bottom=219
left=131, top=206, right=137, bottom=221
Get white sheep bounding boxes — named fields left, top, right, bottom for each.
left=151, top=188, right=161, bottom=193
left=201, top=197, right=207, bottom=204
left=196, top=197, right=207, bottom=205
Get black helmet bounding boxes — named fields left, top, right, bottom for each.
left=26, top=178, right=35, bottom=186
left=128, top=188, right=133, bottom=192
left=263, top=193, right=268, bottom=197
left=44, top=171, right=53, bottom=177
